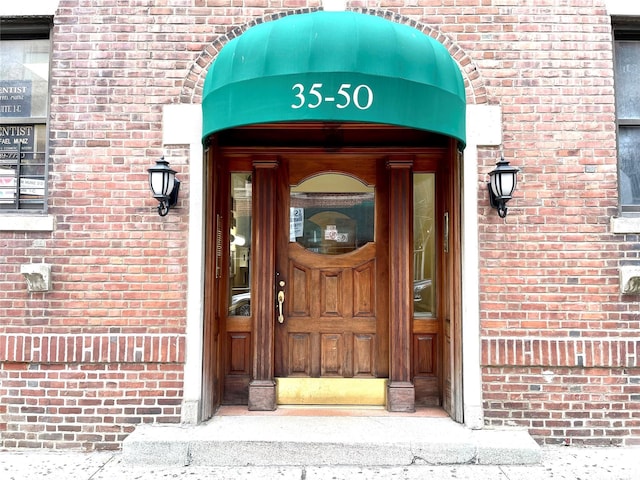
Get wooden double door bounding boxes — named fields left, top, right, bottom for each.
left=203, top=135, right=459, bottom=416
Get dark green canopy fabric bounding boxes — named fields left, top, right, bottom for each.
left=202, top=11, right=466, bottom=145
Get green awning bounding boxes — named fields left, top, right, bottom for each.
left=202, top=11, right=466, bottom=146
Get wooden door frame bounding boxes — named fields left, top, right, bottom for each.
left=200, top=124, right=463, bottom=417
left=247, top=156, right=279, bottom=410
left=449, top=145, right=464, bottom=422
left=200, top=140, right=223, bottom=419
left=386, top=156, right=416, bottom=412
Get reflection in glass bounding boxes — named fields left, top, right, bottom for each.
left=228, top=173, right=252, bottom=316
left=0, top=39, right=50, bottom=118
left=615, top=41, right=640, bottom=120
left=414, top=174, right=435, bottom=316
left=290, top=174, right=374, bottom=255
left=1, top=37, right=49, bottom=210
left=619, top=127, right=640, bottom=205
left=0, top=124, right=47, bottom=209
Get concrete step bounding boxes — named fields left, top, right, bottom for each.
left=123, top=409, right=541, bottom=467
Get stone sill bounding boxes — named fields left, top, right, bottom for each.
left=610, top=216, right=640, bottom=235
left=612, top=217, right=640, bottom=294
left=0, top=214, right=55, bottom=232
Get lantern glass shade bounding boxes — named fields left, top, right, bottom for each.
left=489, top=168, right=517, bottom=200
left=148, top=157, right=180, bottom=216
left=487, top=157, right=519, bottom=218
left=149, top=159, right=176, bottom=198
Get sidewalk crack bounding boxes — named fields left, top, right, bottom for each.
left=87, top=453, right=117, bottom=480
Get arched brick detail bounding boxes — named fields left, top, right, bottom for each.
left=179, top=8, right=320, bottom=105
left=180, top=8, right=489, bottom=108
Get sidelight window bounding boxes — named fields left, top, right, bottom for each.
left=413, top=173, right=435, bottom=316
left=228, top=173, right=252, bottom=316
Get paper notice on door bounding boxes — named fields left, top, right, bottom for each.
left=325, top=225, right=337, bottom=240
left=290, top=207, right=304, bottom=241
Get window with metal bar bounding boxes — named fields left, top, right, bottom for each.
left=614, top=22, right=640, bottom=211
left=0, top=18, right=51, bottom=212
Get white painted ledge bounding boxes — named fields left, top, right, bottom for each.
left=0, top=214, right=54, bottom=232
left=0, top=1, right=60, bottom=16
left=605, top=0, right=640, bottom=15
left=611, top=216, right=640, bottom=234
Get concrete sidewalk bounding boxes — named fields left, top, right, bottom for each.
left=1, top=446, right=639, bottom=479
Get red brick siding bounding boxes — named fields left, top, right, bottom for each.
left=1, top=362, right=183, bottom=450
left=483, top=367, right=640, bottom=446
left=483, top=338, right=640, bottom=369
left=1, top=0, right=193, bottom=447
left=0, top=334, right=185, bottom=364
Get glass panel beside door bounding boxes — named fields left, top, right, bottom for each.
left=228, top=172, right=252, bottom=316
left=414, top=173, right=435, bottom=316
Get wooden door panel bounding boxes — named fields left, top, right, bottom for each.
left=413, top=317, right=440, bottom=406
left=228, top=333, right=251, bottom=375
left=353, top=333, right=376, bottom=376
left=414, top=334, right=436, bottom=375
left=291, top=264, right=311, bottom=316
left=289, top=333, right=311, bottom=376
left=319, top=270, right=345, bottom=317
left=414, top=322, right=440, bottom=407
left=353, top=261, right=375, bottom=317
left=320, top=334, right=343, bottom=376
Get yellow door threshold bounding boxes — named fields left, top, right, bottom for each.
left=216, top=404, right=449, bottom=417
left=275, top=377, right=387, bottom=406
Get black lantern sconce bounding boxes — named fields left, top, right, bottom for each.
left=148, top=157, right=180, bottom=216
left=487, top=156, right=519, bottom=218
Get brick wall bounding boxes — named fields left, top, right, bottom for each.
left=2, top=0, right=638, bottom=448
left=347, top=0, right=636, bottom=447
left=484, top=367, right=640, bottom=445
left=471, top=1, right=637, bottom=445
left=0, top=0, right=193, bottom=448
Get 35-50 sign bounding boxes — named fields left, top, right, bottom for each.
left=291, top=83, right=374, bottom=110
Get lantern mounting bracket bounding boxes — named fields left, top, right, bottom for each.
left=157, top=178, right=180, bottom=216
left=488, top=182, right=509, bottom=218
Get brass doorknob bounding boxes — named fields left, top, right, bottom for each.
left=277, top=281, right=285, bottom=323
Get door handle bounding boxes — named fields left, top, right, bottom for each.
left=277, top=280, right=285, bottom=323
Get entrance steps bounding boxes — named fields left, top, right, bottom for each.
left=122, top=407, right=541, bottom=467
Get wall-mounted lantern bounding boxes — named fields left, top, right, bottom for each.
left=488, top=156, right=519, bottom=218
left=148, top=157, right=180, bottom=216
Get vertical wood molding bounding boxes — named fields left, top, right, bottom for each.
left=248, top=157, right=279, bottom=410
left=451, top=146, right=464, bottom=422
left=201, top=143, right=219, bottom=421
left=386, top=158, right=415, bottom=412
